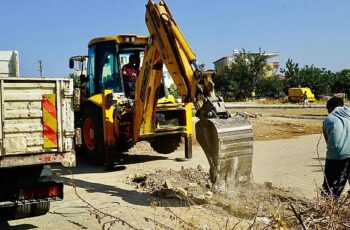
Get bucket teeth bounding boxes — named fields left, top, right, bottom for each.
left=195, top=117, right=253, bottom=190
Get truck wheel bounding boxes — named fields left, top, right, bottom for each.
left=149, top=134, right=181, bottom=154
left=81, top=104, right=105, bottom=164
left=13, top=205, right=31, bottom=219
left=31, top=202, right=50, bottom=216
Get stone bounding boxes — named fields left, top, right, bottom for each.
left=186, top=182, right=198, bottom=192
left=176, top=187, right=188, bottom=197
left=193, top=194, right=206, bottom=204
left=265, top=181, right=273, bottom=189
left=163, top=180, right=173, bottom=189
left=204, top=191, right=213, bottom=200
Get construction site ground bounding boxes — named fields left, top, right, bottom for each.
left=228, top=107, right=325, bottom=141
left=5, top=106, right=331, bottom=229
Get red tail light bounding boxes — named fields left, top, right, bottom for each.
left=19, top=183, right=63, bottom=200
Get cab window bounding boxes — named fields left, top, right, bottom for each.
left=87, top=41, right=123, bottom=96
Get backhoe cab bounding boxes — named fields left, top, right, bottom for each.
left=70, top=34, right=193, bottom=168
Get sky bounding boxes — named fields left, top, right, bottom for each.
left=1, top=0, right=349, bottom=77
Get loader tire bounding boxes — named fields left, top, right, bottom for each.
left=150, top=134, right=181, bottom=154
left=81, top=103, right=105, bottom=164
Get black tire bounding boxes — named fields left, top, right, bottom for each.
left=81, top=103, right=105, bottom=164
left=13, top=205, right=31, bottom=220
left=11, top=202, right=50, bottom=220
left=31, top=202, right=50, bottom=217
left=149, top=134, right=182, bottom=154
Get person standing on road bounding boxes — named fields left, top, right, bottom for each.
left=322, top=97, right=350, bottom=197
left=303, top=91, right=310, bottom=107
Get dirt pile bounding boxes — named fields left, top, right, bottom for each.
left=130, top=166, right=313, bottom=229
left=132, top=166, right=211, bottom=203
left=132, top=168, right=350, bottom=228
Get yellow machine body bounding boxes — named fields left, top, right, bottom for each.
left=71, top=0, right=253, bottom=190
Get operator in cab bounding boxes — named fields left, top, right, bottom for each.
left=122, top=54, right=139, bottom=98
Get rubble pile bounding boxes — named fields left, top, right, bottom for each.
left=132, top=166, right=212, bottom=204
left=130, top=166, right=314, bottom=228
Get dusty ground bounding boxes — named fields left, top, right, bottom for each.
left=4, top=106, right=335, bottom=229
left=231, top=107, right=326, bottom=116
left=229, top=108, right=325, bottom=141
left=250, top=117, right=322, bottom=141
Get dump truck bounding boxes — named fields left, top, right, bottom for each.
left=70, top=0, right=253, bottom=190
left=0, top=51, right=75, bottom=220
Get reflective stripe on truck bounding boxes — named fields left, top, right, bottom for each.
left=42, top=94, right=58, bottom=148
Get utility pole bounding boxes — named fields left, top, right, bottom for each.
left=38, top=60, right=44, bottom=78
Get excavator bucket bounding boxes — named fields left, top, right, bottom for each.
left=195, top=117, right=253, bottom=190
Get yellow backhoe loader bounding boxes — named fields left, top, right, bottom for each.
left=70, top=0, right=253, bottom=190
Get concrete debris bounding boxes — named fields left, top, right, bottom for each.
left=204, top=191, right=213, bottom=200
left=163, top=180, right=173, bottom=189
left=193, top=194, right=206, bottom=204
left=129, top=168, right=311, bottom=228
left=197, top=165, right=204, bottom=171
left=256, top=217, right=272, bottom=225
left=235, top=111, right=261, bottom=119
left=176, top=187, right=188, bottom=197
left=186, top=182, right=198, bottom=192
left=134, top=173, right=142, bottom=178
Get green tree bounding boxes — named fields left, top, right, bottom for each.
left=214, top=50, right=269, bottom=100
left=256, top=76, right=283, bottom=98
left=332, top=70, right=350, bottom=95
left=281, top=59, right=334, bottom=98
left=300, top=66, right=333, bottom=97
left=70, top=73, right=82, bottom=88
left=280, top=59, right=301, bottom=92
left=213, top=67, right=238, bottom=100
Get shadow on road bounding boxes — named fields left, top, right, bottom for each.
left=306, top=164, right=323, bottom=172
left=54, top=153, right=169, bottom=176
left=0, top=222, right=37, bottom=230
left=59, top=176, right=188, bottom=208
left=312, top=157, right=326, bottom=161
left=302, top=114, right=326, bottom=117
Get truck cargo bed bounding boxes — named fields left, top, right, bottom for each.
left=0, top=77, right=75, bottom=168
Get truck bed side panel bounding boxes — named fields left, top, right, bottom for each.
left=0, top=78, right=75, bottom=167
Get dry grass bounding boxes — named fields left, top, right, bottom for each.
left=250, top=117, right=322, bottom=141
left=291, top=192, right=350, bottom=229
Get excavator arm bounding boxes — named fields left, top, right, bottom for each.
left=134, top=0, right=253, bottom=190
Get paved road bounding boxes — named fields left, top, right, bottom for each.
left=4, top=135, right=328, bottom=229
left=253, top=134, right=326, bottom=197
